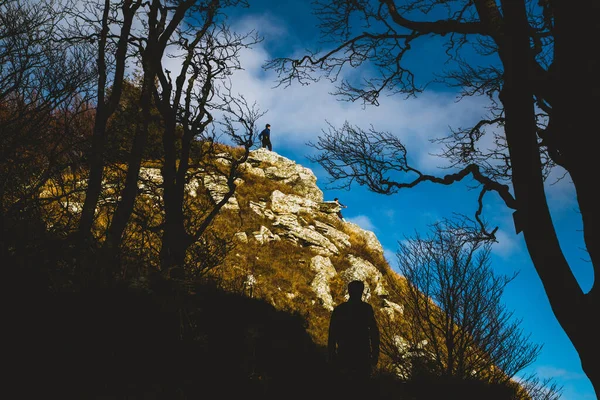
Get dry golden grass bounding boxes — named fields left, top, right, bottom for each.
left=33, top=148, right=449, bottom=377
left=37, top=149, right=401, bottom=353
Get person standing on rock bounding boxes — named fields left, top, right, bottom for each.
left=334, top=198, right=347, bottom=222
left=328, top=280, right=380, bottom=396
left=258, top=123, right=272, bottom=151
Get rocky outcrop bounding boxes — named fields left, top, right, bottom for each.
left=309, top=255, right=337, bottom=311
left=228, top=149, right=404, bottom=322
left=243, top=148, right=324, bottom=202
left=45, top=147, right=409, bottom=376
left=64, top=149, right=403, bottom=333
left=201, top=174, right=241, bottom=210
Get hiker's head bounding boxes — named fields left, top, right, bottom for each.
left=334, top=198, right=339, bottom=202
left=266, top=123, right=270, bottom=128
left=348, top=280, right=364, bottom=300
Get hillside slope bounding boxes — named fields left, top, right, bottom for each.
left=9, top=148, right=530, bottom=399
left=204, top=148, right=405, bottom=351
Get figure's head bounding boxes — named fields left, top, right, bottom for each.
left=347, top=280, right=364, bottom=300
left=334, top=197, right=339, bottom=201
left=266, top=123, right=270, bottom=128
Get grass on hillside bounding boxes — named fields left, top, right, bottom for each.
left=26, top=148, right=534, bottom=399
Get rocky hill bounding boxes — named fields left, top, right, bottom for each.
left=9, top=147, right=538, bottom=399
left=202, top=148, right=405, bottom=351
left=13, top=148, right=411, bottom=399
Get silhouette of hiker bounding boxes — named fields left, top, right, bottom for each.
left=258, top=123, right=272, bottom=151
left=334, top=198, right=347, bottom=222
left=328, top=280, right=380, bottom=395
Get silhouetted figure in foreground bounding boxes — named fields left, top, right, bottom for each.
left=328, top=280, right=380, bottom=396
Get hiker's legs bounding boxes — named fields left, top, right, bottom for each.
left=262, top=138, right=272, bottom=151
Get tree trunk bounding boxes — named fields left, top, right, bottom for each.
left=159, top=220, right=190, bottom=279
left=159, top=110, right=190, bottom=278
left=550, top=0, right=600, bottom=393
left=78, top=114, right=108, bottom=240
left=103, top=69, right=154, bottom=278
left=499, top=0, right=597, bottom=396
left=77, top=0, right=112, bottom=243
left=77, top=0, right=138, bottom=248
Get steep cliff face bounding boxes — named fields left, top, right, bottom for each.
left=205, top=148, right=405, bottom=348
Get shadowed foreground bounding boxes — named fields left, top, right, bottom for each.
left=5, top=279, right=523, bottom=400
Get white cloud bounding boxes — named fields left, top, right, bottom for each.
left=226, top=14, right=580, bottom=223
left=221, top=15, right=495, bottom=172
left=347, top=215, right=376, bottom=232
left=490, top=228, right=523, bottom=259
left=126, top=12, right=515, bottom=181
left=230, top=67, right=492, bottom=174
left=231, top=12, right=290, bottom=45
left=397, top=238, right=411, bottom=248
left=384, top=247, right=399, bottom=270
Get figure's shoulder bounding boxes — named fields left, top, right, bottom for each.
left=361, top=301, right=375, bottom=313
left=332, top=301, right=350, bottom=314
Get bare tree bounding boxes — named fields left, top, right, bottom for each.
left=0, top=0, right=95, bottom=249
left=96, top=0, right=262, bottom=281
left=381, top=217, right=561, bottom=399
left=173, top=94, right=265, bottom=280
left=71, top=0, right=142, bottom=247
left=93, top=0, right=223, bottom=276
left=152, top=18, right=261, bottom=277
left=266, top=0, right=600, bottom=394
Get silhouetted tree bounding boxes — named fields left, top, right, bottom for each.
left=105, top=78, right=165, bottom=163
left=97, top=0, right=261, bottom=280
left=152, top=16, right=261, bottom=277
left=0, top=0, right=95, bottom=277
left=72, top=0, right=142, bottom=248
left=267, top=0, right=600, bottom=394
left=380, top=217, right=561, bottom=399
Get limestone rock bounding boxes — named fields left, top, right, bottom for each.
left=270, top=190, right=317, bottom=214
left=272, top=213, right=339, bottom=255
left=314, top=220, right=351, bottom=249
left=243, top=149, right=324, bottom=202
left=382, top=299, right=405, bottom=320
left=341, top=255, right=389, bottom=299
left=234, top=232, right=248, bottom=243
left=202, top=174, right=240, bottom=211
left=253, top=226, right=280, bottom=244
left=344, top=222, right=384, bottom=254
left=309, top=256, right=337, bottom=311
left=319, top=201, right=342, bottom=213
left=73, top=148, right=420, bottom=381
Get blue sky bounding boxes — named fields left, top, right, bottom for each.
left=188, top=1, right=595, bottom=398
